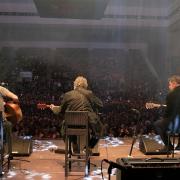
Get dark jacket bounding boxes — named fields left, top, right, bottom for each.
left=60, top=87, right=103, bottom=136
left=61, top=87, right=103, bottom=114
left=164, top=86, right=180, bottom=126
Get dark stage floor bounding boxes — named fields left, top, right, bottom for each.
left=2, top=136, right=180, bottom=180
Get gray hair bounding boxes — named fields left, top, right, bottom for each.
left=73, top=76, right=88, bottom=89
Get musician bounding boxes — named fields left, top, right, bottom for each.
left=154, top=75, right=180, bottom=151
left=50, top=76, right=103, bottom=152
left=0, top=85, right=19, bottom=156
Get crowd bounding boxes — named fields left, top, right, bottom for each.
left=0, top=50, right=166, bottom=140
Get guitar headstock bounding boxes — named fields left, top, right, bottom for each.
left=37, top=103, right=49, bottom=110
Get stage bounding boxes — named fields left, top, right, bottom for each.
left=2, top=137, right=180, bottom=180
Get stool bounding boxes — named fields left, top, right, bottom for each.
left=167, top=115, right=180, bottom=157
left=64, top=111, right=90, bottom=177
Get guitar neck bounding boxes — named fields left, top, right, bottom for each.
left=37, top=103, right=51, bottom=110
left=37, top=103, right=61, bottom=115
left=154, top=104, right=166, bottom=108
left=161, top=104, right=167, bottom=107
left=145, top=102, right=167, bottom=109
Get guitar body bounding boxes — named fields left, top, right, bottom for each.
left=4, top=102, right=23, bottom=126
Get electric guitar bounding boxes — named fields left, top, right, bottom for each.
left=145, top=102, right=166, bottom=109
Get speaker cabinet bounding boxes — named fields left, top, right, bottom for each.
left=116, top=158, right=180, bottom=180
left=139, top=135, right=166, bottom=155
left=12, top=136, right=33, bottom=156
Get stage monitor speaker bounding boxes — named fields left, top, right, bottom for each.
left=116, top=157, right=180, bottom=180
left=12, top=136, right=33, bottom=156
left=139, top=135, right=166, bottom=155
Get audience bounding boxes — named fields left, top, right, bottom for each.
left=0, top=51, right=163, bottom=140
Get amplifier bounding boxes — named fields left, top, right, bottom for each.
left=116, top=157, right=180, bottom=180
left=12, top=136, right=33, bottom=156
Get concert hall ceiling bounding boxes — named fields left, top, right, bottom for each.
left=33, top=0, right=109, bottom=19
left=0, top=0, right=174, bottom=49
left=0, top=0, right=175, bottom=78
left=0, top=0, right=170, bottom=20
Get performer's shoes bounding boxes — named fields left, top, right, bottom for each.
left=91, top=152, right=100, bottom=156
left=82, top=147, right=100, bottom=156
left=49, top=148, right=65, bottom=154
left=82, top=147, right=93, bottom=155
left=54, top=149, right=65, bottom=154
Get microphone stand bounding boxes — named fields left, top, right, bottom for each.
left=104, top=159, right=123, bottom=180
left=107, top=164, right=113, bottom=180
left=128, top=110, right=141, bottom=157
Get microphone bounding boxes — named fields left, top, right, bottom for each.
left=103, top=159, right=123, bottom=170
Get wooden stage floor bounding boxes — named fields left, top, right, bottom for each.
left=2, top=137, right=180, bottom=180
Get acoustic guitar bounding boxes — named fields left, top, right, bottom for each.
left=145, top=102, right=166, bottom=109
left=37, top=103, right=61, bottom=114
left=4, top=102, right=23, bottom=125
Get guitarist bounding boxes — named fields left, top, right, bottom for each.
left=49, top=76, right=103, bottom=153
left=154, top=75, right=180, bottom=152
left=0, top=85, right=19, bottom=157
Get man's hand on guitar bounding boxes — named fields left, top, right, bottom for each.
left=49, top=104, right=55, bottom=110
